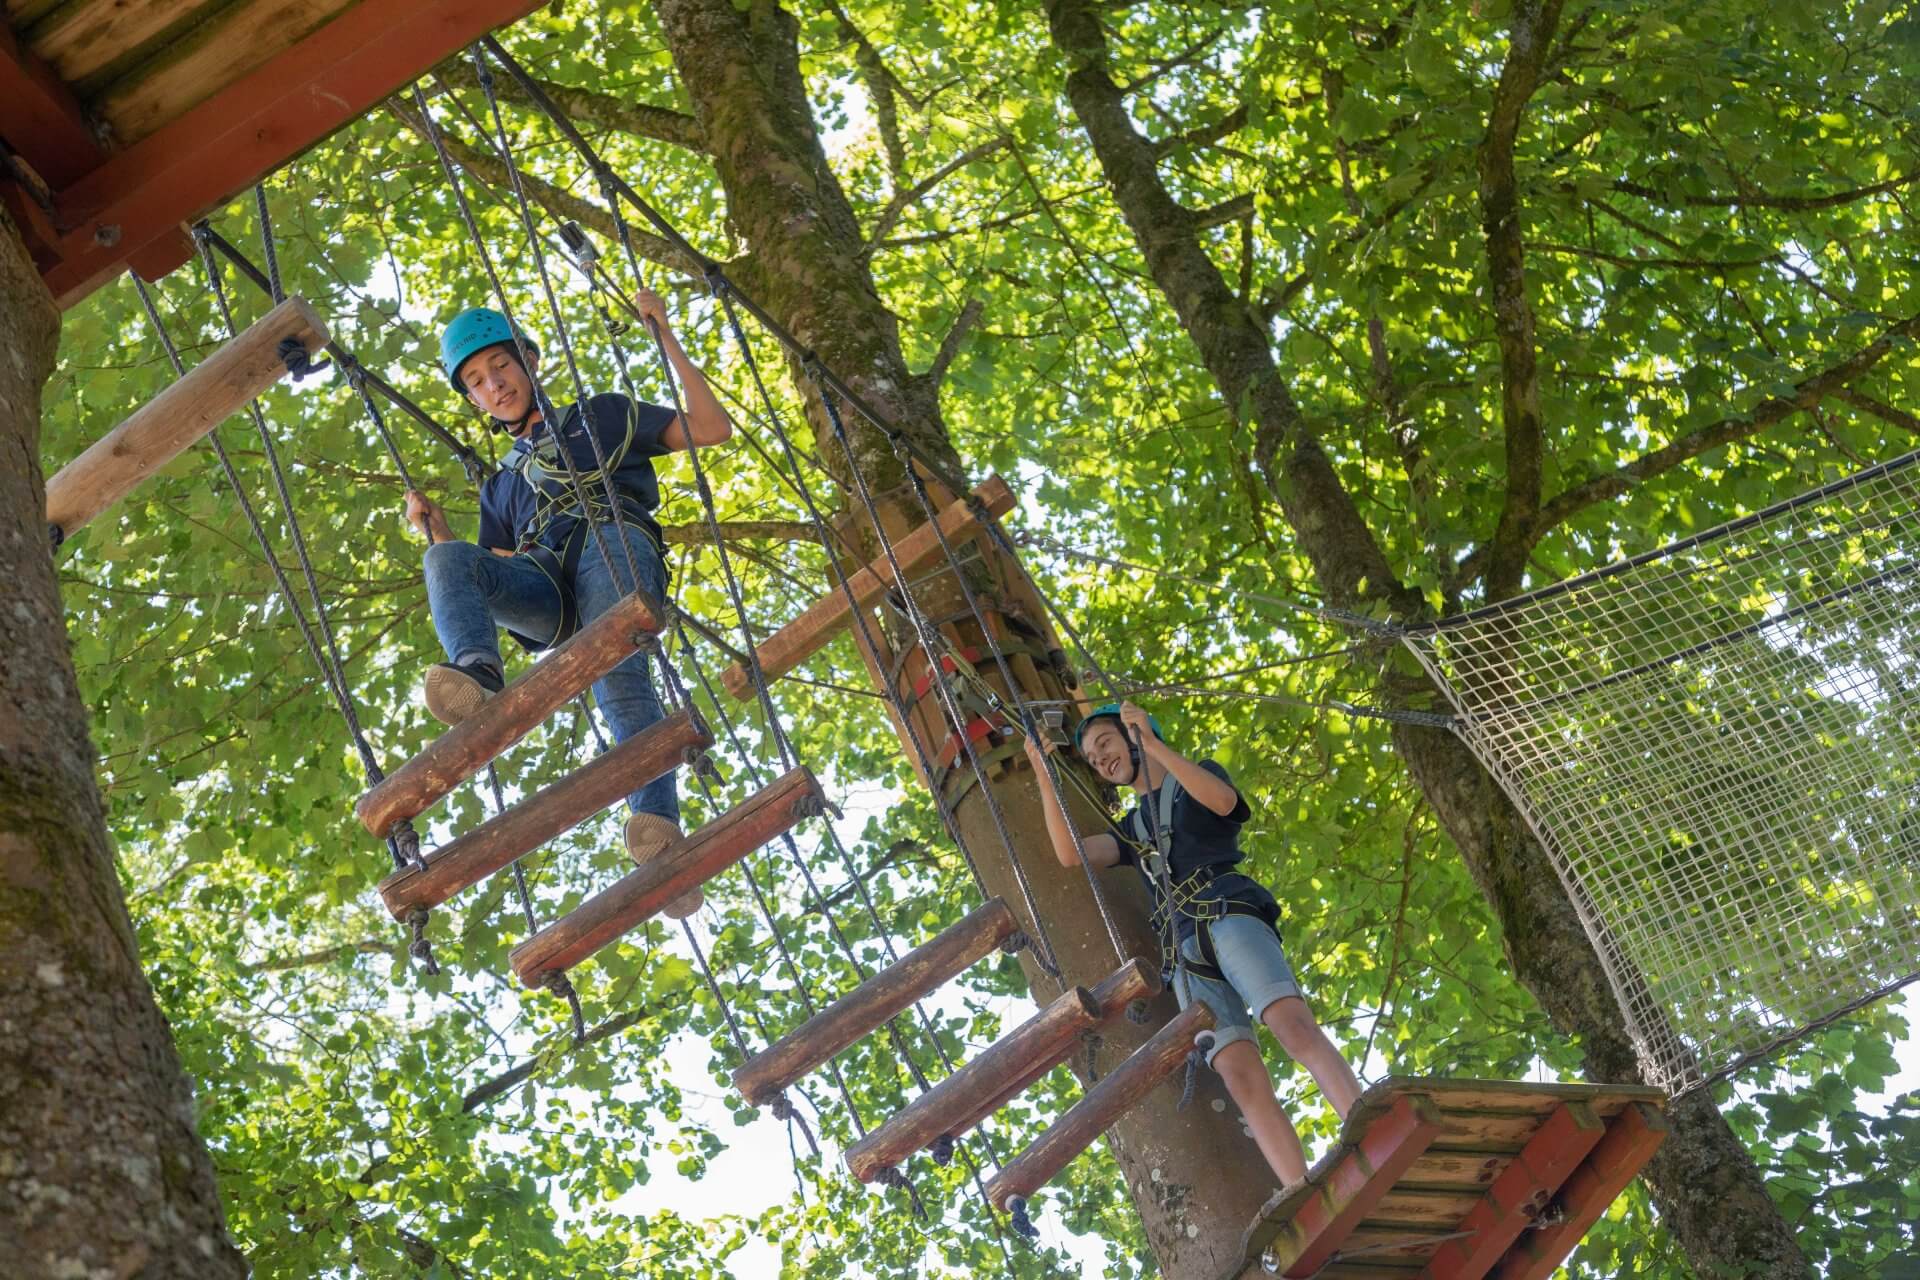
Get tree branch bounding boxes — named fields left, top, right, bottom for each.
left=1529, top=310, right=1920, bottom=535
left=1478, top=0, right=1567, bottom=598
left=1611, top=169, right=1920, bottom=212
left=822, top=0, right=918, bottom=180
left=242, top=939, right=395, bottom=973
left=435, top=56, right=706, bottom=152
left=1151, top=103, right=1248, bottom=158
left=461, top=1003, right=657, bottom=1112
left=866, top=138, right=1010, bottom=246
left=920, top=298, right=984, bottom=389
left=1833, top=387, right=1920, bottom=434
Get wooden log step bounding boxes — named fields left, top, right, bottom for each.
left=509, top=765, right=822, bottom=986
left=45, top=294, right=329, bottom=541
left=940, top=958, right=1160, bottom=1142
left=844, top=982, right=1104, bottom=1184
left=732, top=897, right=1020, bottom=1106
left=719, top=476, right=1015, bottom=700
left=376, top=707, right=709, bottom=920
left=357, top=590, right=664, bottom=836
left=985, top=999, right=1215, bottom=1210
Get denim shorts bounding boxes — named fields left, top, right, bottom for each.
left=1172, top=913, right=1303, bottom=1066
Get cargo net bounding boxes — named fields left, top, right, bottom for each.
left=1404, top=453, right=1920, bottom=1093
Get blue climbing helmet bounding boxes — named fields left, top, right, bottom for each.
left=1074, top=702, right=1164, bottom=753
left=440, top=307, right=537, bottom=391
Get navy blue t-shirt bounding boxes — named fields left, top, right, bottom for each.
left=1110, top=759, right=1279, bottom=942
left=478, top=393, right=676, bottom=555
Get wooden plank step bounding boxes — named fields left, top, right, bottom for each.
left=718, top=476, right=1016, bottom=700
left=1491, top=1103, right=1669, bottom=1280
left=843, top=982, right=1104, bottom=1184
left=509, top=765, right=822, bottom=986
left=1225, top=1079, right=1671, bottom=1280
left=44, top=294, right=328, bottom=541
left=1418, top=1103, right=1606, bottom=1279
left=985, top=999, right=1214, bottom=1210
left=733, top=897, right=1020, bottom=1106
left=357, top=590, right=665, bottom=836
left=376, top=707, right=709, bottom=920
left=940, top=958, right=1159, bottom=1142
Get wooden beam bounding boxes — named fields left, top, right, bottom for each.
left=843, top=984, right=1104, bottom=1184
left=941, top=958, right=1159, bottom=1141
left=508, top=766, right=822, bottom=986
left=1269, top=1093, right=1447, bottom=1277
left=1490, top=1103, right=1669, bottom=1280
left=986, top=999, right=1213, bottom=1210
left=24, top=0, right=214, bottom=86
left=732, top=897, right=1019, bottom=1106
left=357, top=591, right=665, bottom=836
left=1418, top=1102, right=1606, bottom=1280
left=377, top=708, right=709, bottom=920
left=38, top=0, right=549, bottom=307
left=43, top=294, right=327, bottom=540
left=718, top=477, right=1016, bottom=700
left=0, top=15, right=100, bottom=187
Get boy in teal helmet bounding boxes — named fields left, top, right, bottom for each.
left=1024, top=700, right=1362, bottom=1191
left=404, top=291, right=730, bottom=914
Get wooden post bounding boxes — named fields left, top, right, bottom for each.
left=843, top=985, right=1104, bottom=1184
left=986, top=1000, right=1215, bottom=1210
left=1491, top=1103, right=1669, bottom=1280
left=356, top=591, right=664, bottom=835
left=509, top=766, right=822, bottom=985
left=1419, top=1102, right=1606, bottom=1280
left=718, top=477, right=1016, bottom=700
left=733, top=897, right=1020, bottom=1105
left=377, top=708, right=709, bottom=919
left=44, top=294, right=328, bottom=540
left=940, top=958, right=1159, bottom=1141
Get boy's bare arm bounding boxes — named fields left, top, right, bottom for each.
left=1122, top=703, right=1240, bottom=816
left=1022, top=734, right=1121, bottom=868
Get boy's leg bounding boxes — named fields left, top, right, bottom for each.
left=572, top=524, right=678, bottom=822
left=1175, top=935, right=1310, bottom=1188
left=1206, top=913, right=1365, bottom=1121
left=421, top=540, right=563, bottom=722
left=1261, top=997, right=1363, bottom=1120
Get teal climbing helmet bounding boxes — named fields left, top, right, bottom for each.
left=440, top=307, right=536, bottom=391
left=1074, top=702, right=1163, bottom=752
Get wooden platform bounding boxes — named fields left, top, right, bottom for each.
left=1225, top=1078, right=1668, bottom=1280
left=2, top=0, right=545, bottom=305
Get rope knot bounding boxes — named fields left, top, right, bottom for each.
left=277, top=336, right=332, bottom=381
left=929, top=1134, right=955, bottom=1166
left=48, top=522, right=65, bottom=552
left=769, top=1094, right=794, bottom=1121
left=1008, top=1195, right=1038, bottom=1239
left=405, top=908, right=440, bottom=976
left=1125, top=997, right=1153, bottom=1025
left=388, top=820, right=426, bottom=871
left=998, top=928, right=1029, bottom=956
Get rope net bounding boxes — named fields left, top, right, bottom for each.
left=1404, top=452, right=1920, bottom=1093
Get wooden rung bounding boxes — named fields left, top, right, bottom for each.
left=357, top=591, right=663, bottom=836
left=941, top=958, right=1160, bottom=1141
left=844, top=983, right=1103, bottom=1184
left=985, top=1000, right=1215, bottom=1210
left=1490, top=1103, right=1668, bottom=1280
left=733, top=897, right=1020, bottom=1106
left=509, top=766, right=822, bottom=986
left=719, top=476, right=1016, bottom=700
left=45, top=295, right=329, bottom=540
left=376, top=708, right=709, bottom=920
left=1418, top=1102, right=1605, bottom=1280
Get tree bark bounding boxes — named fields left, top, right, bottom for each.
left=1040, top=1, right=1812, bottom=1275
left=0, top=214, right=247, bottom=1275
left=650, top=1, right=1280, bottom=1271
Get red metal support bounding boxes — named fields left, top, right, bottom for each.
left=1491, top=1103, right=1669, bottom=1280
left=37, top=0, right=547, bottom=307
left=1269, top=1093, right=1445, bottom=1277
left=1418, top=1102, right=1607, bottom=1280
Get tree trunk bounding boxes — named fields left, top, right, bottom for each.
left=651, top=1, right=1280, bottom=1270
left=0, top=216, right=247, bottom=1275
left=1040, top=1, right=1811, bottom=1274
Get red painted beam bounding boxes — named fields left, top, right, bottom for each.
left=0, top=19, right=101, bottom=188
left=1419, top=1102, right=1606, bottom=1280
left=40, top=0, right=548, bottom=308
left=1491, top=1103, right=1669, bottom=1280
left=1270, top=1092, right=1445, bottom=1277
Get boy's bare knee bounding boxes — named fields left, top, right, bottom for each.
left=1211, top=1039, right=1269, bottom=1089
left=1264, top=997, right=1322, bottom=1050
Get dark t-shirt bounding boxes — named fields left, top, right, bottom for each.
left=478, top=393, right=676, bottom=555
left=1110, top=759, right=1279, bottom=942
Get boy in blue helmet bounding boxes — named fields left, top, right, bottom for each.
left=1023, top=700, right=1361, bottom=1189
left=403, top=290, right=730, bottom=915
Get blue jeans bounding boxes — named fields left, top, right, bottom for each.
left=1173, top=915, right=1303, bottom=1067
left=421, top=525, right=678, bottom=822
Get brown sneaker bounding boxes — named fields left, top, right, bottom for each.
left=423, top=661, right=504, bottom=726
left=625, top=812, right=701, bottom=918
